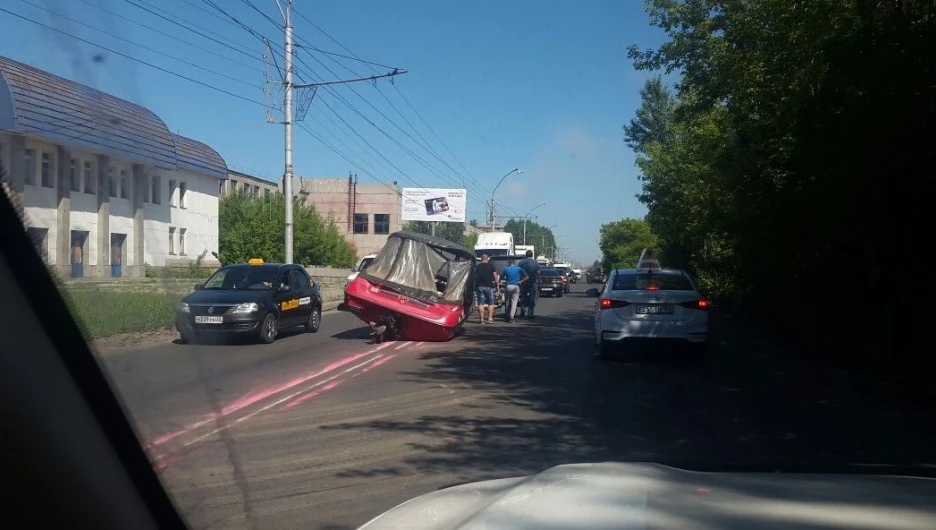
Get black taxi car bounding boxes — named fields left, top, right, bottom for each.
left=175, top=259, right=323, bottom=344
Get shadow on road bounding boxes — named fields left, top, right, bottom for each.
left=322, top=289, right=935, bottom=485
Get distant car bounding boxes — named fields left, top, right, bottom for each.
left=176, top=259, right=323, bottom=344
left=537, top=268, right=565, bottom=297
left=590, top=267, right=709, bottom=360
left=345, top=254, right=377, bottom=288
left=586, top=272, right=602, bottom=283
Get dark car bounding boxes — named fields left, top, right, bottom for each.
left=175, top=260, right=323, bottom=344
left=538, top=268, right=566, bottom=297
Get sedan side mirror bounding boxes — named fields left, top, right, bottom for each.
left=279, top=283, right=291, bottom=292
left=193, top=283, right=203, bottom=290
left=585, top=288, right=600, bottom=298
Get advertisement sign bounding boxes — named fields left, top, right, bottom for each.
left=401, top=188, right=467, bottom=222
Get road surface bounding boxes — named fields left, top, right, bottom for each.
left=99, top=284, right=935, bottom=530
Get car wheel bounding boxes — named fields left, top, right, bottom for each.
left=306, top=305, right=322, bottom=333
left=258, top=313, right=278, bottom=344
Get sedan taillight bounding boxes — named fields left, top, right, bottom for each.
left=680, top=299, right=710, bottom=311
left=600, top=298, right=630, bottom=309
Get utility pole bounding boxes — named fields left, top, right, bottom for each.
left=271, top=0, right=406, bottom=263
left=282, top=0, right=294, bottom=264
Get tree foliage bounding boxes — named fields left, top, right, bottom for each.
left=219, top=193, right=356, bottom=267
left=626, top=0, right=935, bottom=362
left=402, top=221, right=474, bottom=248
left=503, top=218, right=556, bottom=257
left=599, top=218, right=659, bottom=271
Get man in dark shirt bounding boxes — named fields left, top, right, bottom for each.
left=475, top=254, right=498, bottom=324
left=517, top=250, right=541, bottom=318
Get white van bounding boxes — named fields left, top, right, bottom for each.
left=474, top=232, right=514, bottom=257
left=345, top=253, right=378, bottom=288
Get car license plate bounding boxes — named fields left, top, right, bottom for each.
left=541, top=287, right=552, bottom=290
left=195, top=316, right=223, bottom=324
left=636, top=304, right=673, bottom=315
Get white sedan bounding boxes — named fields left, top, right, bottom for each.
left=588, top=267, right=710, bottom=360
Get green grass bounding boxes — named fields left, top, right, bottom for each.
left=64, top=289, right=183, bottom=339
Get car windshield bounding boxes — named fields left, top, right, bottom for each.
left=202, top=266, right=279, bottom=290
left=613, top=273, right=693, bottom=291
left=540, top=269, right=560, bottom=276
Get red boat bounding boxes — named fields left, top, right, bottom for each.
left=338, top=231, right=476, bottom=342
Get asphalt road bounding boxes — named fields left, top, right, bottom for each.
left=99, top=284, right=935, bottom=530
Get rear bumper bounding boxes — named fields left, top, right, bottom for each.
left=599, top=318, right=709, bottom=344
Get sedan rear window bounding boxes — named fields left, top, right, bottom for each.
left=612, top=273, right=693, bottom=291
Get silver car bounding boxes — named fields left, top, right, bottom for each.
left=589, top=267, right=710, bottom=360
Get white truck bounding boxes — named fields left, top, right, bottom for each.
left=515, top=244, right=535, bottom=258
left=474, top=232, right=515, bottom=258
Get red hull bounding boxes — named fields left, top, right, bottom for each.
left=339, top=276, right=467, bottom=342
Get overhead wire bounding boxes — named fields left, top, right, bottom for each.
left=0, top=6, right=268, bottom=108
left=14, top=0, right=258, bottom=89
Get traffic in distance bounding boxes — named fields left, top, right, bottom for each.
left=175, top=233, right=709, bottom=360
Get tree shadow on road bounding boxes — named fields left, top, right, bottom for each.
left=322, top=290, right=936, bottom=487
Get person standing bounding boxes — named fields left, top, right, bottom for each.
left=517, top=250, right=541, bottom=318
left=501, top=258, right=528, bottom=323
left=474, top=254, right=498, bottom=324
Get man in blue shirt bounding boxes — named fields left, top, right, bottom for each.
left=501, top=259, right=528, bottom=323
left=517, top=250, right=541, bottom=318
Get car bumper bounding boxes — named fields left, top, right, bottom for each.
left=598, top=317, right=709, bottom=344
left=175, top=312, right=264, bottom=336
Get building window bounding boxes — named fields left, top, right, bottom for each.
left=179, top=182, right=187, bottom=209
left=83, top=161, right=95, bottom=194
left=69, top=158, right=80, bottom=192
left=252, top=185, right=260, bottom=198
left=151, top=175, right=161, bottom=204
left=108, top=167, right=117, bottom=197
left=168, top=179, right=177, bottom=207
left=374, top=214, right=390, bottom=235
left=119, top=169, right=128, bottom=199
left=24, top=149, right=36, bottom=185
left=141, top=174, right=150, bottom=203
left=168, top=226, right=176, bottom=254
left=179, top=228, right=186, bottom=255
left=41, top=152, right=53, bottom=188
left=230, top=179, right=238, bottom=194
left=353, top=213, right=369, bottom=234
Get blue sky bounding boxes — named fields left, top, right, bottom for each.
left=0, top=0, right=668, bottom=264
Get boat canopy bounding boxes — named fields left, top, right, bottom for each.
left=360, top=231, right=476, bottom=304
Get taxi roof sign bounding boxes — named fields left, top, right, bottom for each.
left=247, top=258, right=265, bottom=265
left=635, top=248, right=660, bottom=270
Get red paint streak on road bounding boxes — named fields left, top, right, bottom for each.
left=145, top=342, right=396, bottom=449
left=280, top=380, right=344, bottom=410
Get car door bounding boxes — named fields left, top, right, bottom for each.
left=273, top=268, right=300, bottom=327
left=289, top=268, right=313, bottom=323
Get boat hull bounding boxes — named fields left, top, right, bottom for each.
left=338, top=276, right=467, bottom=342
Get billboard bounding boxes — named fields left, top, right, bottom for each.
left=401, top=188, right=467, bottom=222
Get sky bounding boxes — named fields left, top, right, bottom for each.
left=0, top=0, right=670, bottom=264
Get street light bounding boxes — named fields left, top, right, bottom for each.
left=489, top=168, right=523, bottom=230
left=522, top=203, right=546, bottom=245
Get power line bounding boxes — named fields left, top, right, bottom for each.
left=15, top=0, right=258, bottom=89
left=0, top=6, right=268, bottom=107
left=119, top=0, right=264, bottom=63
left=72, top=0, right=258, bottom=71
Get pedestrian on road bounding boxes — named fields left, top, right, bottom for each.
left=502, top=258, right=528, bottom=323
left=475, top=254, right=499, bottom=324
left=517, top=250, right=541, bottom=318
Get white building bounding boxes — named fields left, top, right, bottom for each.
left=0, top=55, right=227, bottom=278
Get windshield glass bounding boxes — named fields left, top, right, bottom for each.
left=540, top=269, right=560, bottom=276
left=476, top=248, right=509, bottom=257
left=358, top=257, right=374, bottom=272
left=203, top=266, right=278, bottom=290
left=613, top=273, right=693, bottom=291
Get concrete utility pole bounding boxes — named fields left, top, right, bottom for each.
left=272, top=0, right=406, bottom=263
left=282, top=0, right=294, bottom=264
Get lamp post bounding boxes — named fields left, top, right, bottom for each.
left=522, top=203, right=546, bottom=245
left=489, top=168, right=523, bottom=231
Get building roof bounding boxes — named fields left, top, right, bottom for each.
left=0, top=55, right=226, bottom=179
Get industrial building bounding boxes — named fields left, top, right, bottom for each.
left=300, top=175, right=402, bottom=257
left=0, top=55, right=227, bottom=278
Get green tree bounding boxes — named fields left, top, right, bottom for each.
left=503, top=218, right=555, bottom=256
left=599, top=219, right=659, bottom=271
left=219, top=193, right=355, bottom=267
left=403, top=221, right=470, bottom=248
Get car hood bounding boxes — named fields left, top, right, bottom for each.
left=358, top=462, right=936, bottom=530
left=182, top=289, right=270, bottom=305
